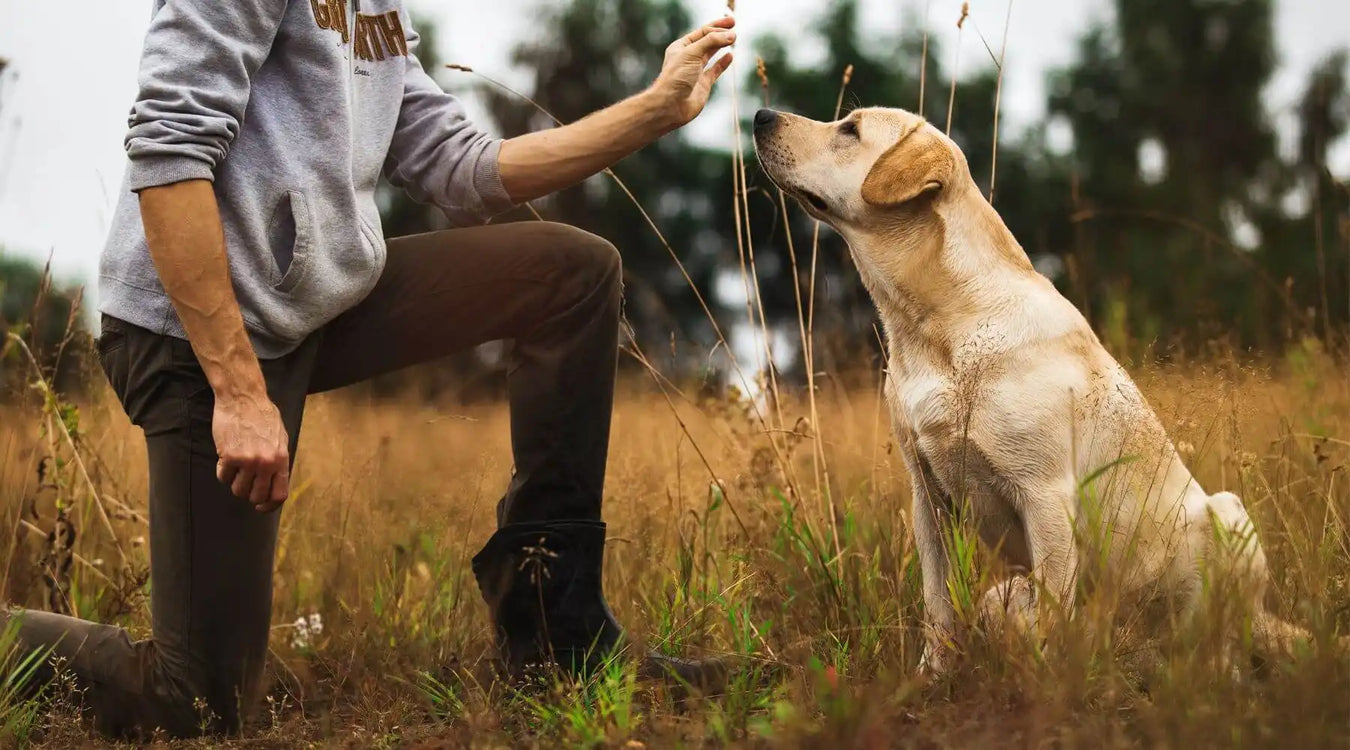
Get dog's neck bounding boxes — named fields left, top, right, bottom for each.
left=841, top=183, right=1037, bottom=370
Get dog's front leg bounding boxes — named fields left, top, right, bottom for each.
left=909, top=458, right=959, bottom=675
left=1022, top=479, right=1080, bottom=631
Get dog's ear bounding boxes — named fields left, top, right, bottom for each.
left=861, top=123, right=954, bottom=207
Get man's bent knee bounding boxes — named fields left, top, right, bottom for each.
left=541, top=223, right=621, bottom=298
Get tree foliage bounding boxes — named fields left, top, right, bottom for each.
left=0, top=254, right=87, bottom=396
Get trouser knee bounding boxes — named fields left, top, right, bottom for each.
left=547, top=223, right=622, bottom=310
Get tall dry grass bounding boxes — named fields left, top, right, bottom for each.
left=0, top=341, right=1347, bottom=747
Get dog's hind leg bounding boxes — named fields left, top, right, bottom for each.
left=1183, top=491, right=1319, bottom=666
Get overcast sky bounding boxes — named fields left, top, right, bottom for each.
left=0, top=0, right=1347, bottom=303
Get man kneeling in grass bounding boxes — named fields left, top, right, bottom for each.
left=3, top=1, right=735, bottom=739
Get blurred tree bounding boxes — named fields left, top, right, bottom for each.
left=1257, top=50, right=1350, bottom=344
left=1047, top=0, right=1346, bottom=349
left=0, top=253, right=87, bottom=397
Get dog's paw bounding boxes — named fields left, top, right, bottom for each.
left=916, top=642, right=951, bottom=677
left=978, top=576, right=1037, bottom=635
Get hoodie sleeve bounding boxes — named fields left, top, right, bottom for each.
left=124, top=1, right=288, bottom=192
left=383, top=22, right=517, bottom=226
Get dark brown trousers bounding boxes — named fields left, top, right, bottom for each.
left=8, top=222, right=622, bottom=738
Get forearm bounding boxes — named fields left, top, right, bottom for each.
left=138, top=180, right=267, bottom=400
left=496, top=89, right=678, bottom=203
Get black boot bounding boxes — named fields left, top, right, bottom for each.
left=471, top=520, right=727, bottom=690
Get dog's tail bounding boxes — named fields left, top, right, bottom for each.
left=1252, top=610, right=1350, bottom=657
left=1253, top=611, right=1311, bottom=655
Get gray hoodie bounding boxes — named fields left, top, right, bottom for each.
left=100, top=0, right=515, bottom=357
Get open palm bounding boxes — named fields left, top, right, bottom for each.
left=654, top=16, right=737, bottom=127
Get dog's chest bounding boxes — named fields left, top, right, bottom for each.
left=885, top=361, right=970, bottom=450
left=889, top=371, right=945, bottom=429
left=885, top=352, right=1045, bottom=496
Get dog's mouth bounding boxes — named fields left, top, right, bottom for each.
left=794, top=188, right=830, bottom=214
left=771, top=178, right=831, bottom=215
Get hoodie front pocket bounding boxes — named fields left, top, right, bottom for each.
left=267, top=191, right=314, bottom=294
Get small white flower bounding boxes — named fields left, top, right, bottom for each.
left=290, top=613, right=321, bottom=650
left=1177, top=441, right=1196, bottom=456
left=290, top=619, right=308, bottom=649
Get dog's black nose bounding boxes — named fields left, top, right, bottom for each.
left=754, top=109, right=778, bottom=133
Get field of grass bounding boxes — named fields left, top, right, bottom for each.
left=0, top=336, right=1347, bottom=748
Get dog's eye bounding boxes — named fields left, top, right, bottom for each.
left=839, top=120, right=859, bottom=138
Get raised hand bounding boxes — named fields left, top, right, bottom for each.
left=651, top=16, right=737, bottom=128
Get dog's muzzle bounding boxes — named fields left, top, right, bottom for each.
left=754, top=108, right=779, bottom=135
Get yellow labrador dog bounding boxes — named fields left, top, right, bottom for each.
left=752, top=106, right=1312, bottom=673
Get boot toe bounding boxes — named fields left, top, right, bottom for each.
left=639, top=651, right=733, bottom=695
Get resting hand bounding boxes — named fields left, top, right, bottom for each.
left=214, top=391, right=290, bottom=513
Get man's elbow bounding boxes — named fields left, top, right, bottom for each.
left=124, top=106, right=238, bottom=191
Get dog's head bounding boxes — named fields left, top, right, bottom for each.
left=751, top=107, right=971, bottom=233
